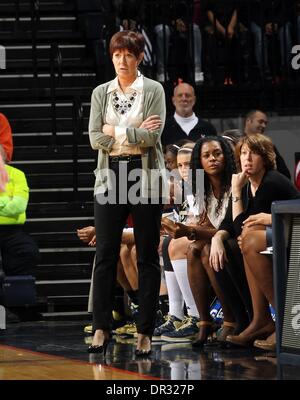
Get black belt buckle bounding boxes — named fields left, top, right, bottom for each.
left=110, top=156, right=123, bottom=163
left=110, top=155, right=140, bottom=163
left=120, top=155, right=132, bottom=162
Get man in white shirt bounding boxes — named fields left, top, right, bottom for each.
left=161, top=83, right=217, bottom=146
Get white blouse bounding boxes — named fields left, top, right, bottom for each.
left=106, top=74, right=144, bottom=156
left=206, top=188, right=231, bottom=229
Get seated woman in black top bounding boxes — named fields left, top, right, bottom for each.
left=209, top=133, right=300, bottom=347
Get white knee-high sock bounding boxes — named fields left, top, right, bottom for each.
left=171, top=259, right=200, bottom=318
left=164, top=271, right=185, bottom=320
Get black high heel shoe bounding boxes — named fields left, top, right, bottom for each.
left=88, top=340, right=109, bottom=355
left=135, top=348, right=152, bottom=357
left=88, top=332, right=110, bottom=355
left=192, top=321, right=213, bottom=348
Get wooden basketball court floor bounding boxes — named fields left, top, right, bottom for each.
left=1, top=320, right=300, bottom=381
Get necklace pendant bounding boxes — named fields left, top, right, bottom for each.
left=113, top=91, right=137, bottom=115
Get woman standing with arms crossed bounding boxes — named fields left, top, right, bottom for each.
left=88, top=31, right=166, bottom=356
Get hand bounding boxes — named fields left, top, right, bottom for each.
left=265, top=23, right=277, bottom=35
left=242, top=213, right=272, bottom=228
left=175, top=18, right=187, bottom=32
left=77, top=226, right=96, bottom=244
left=209, top=236, right=228, bottom=272
left=231, top=171, right=248, bottom=193
left=265, top=23, right=272, bottom=35
left=218, top=25, right=226, bottom=37
left=102, top=124, right=115, bottom=137
left=139, top=115, right=162, bottom=132
left=88, top=235, right=96, bottom=247
left=237, top=234, right=242, bottom=251
left=227, top=25, right=235, bottom=39
left=122, top=19, right=137, bottom=30
left=122, top=19, right=129, bottom=30
left=161, top=218, right=189, bottom=239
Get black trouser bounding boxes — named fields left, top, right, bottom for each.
left=93, top=159, right=162, bottom=336
left=162, top=235, right=173, bottom=272
left=0, top=225, right=39, bottom=276
left=215, top=238, right=253, bottom=331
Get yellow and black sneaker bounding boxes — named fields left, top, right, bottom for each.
left=84, top=324, right=93, bottom=334
left=115, top=322, right=137, bottom=337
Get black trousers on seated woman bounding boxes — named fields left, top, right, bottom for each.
left=215, top=238, right=253, bottom=333
left=93, top=158, right=162, bottom=337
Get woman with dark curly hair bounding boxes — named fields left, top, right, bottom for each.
left=158, top=136, right=238, bottom=345
left=210, top=134, right=300, bottom=348
left=186, top=135, right=241, bottom=347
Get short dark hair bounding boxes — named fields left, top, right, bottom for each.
left=235, top=133, right=276, bottom=171
left=244, top=109, right=267, bottom=125
left=165, top=144, right=180, bottom=156
left=109, top=30, right=145, bottom=59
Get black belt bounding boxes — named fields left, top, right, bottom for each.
left=109, top=155, right=142, bottom=163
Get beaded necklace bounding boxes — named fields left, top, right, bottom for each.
left=112, top=91, right=137, bottom=115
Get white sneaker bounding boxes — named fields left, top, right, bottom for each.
left=195, top=71, right=204, bottom=84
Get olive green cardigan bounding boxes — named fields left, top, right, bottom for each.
left=88, top=76, right=168, bottom=199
